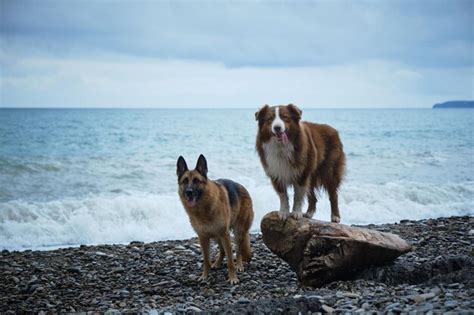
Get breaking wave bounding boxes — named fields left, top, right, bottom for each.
left=1, top=180, right=472, bottom=250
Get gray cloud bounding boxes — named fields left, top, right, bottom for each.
left=1, top=0, right=472, bottom=108
left=1, top=0, right=473, bottom=68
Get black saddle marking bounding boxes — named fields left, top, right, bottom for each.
left=216, top=179, right=241, bottom=207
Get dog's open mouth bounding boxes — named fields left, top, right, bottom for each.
left=186, top=196, right=198, bottom=207
left=275, top=131, right=289, bottom=144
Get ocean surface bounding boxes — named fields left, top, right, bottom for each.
left=0, top=108, right=473, bottom=250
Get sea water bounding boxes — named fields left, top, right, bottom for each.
left=0, top=108, right=473, bottom=250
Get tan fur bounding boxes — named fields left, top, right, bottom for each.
left=177, top=155, right=253, bottom=284
left=255, top=104, right=345, bottom=222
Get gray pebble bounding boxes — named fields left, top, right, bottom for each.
left=1, top=216, right=472, bottom=314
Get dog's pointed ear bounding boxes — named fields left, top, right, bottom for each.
left=287, top=103, right=302, bottom=121
left=255, top=104, right=270, bottom=122
left=195, top=154, right=208, bottom=178
left=177, top=156, right=188, bottom=179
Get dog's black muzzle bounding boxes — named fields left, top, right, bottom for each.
left=185, top=188, right=195, bottom=199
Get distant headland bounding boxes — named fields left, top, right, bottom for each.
left=433, top=100, right=474, bottom=109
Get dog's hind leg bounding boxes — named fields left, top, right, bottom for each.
left=235, top=231, right=251, bottom=272
left=235, top=189, right=254, bottom=272
left=329, top=186, right=341, bottom=223
left=304, top=187, right=317, bottom=219
left=211, top=238, right=225, bottom=269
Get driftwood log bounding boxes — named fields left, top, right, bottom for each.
left=261, top=211, right=412, bottom=287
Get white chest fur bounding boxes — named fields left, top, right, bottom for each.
left=262, top=139, right=299, bottom=186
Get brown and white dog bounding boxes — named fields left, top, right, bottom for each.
left=255, top=104, right=345, bottom=222
left=177, top=154, right=254, bottom=284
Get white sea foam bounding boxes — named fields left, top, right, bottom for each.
left=0, top=192, right=192, bottom=250
left=1, top=181, right=472, bottom=250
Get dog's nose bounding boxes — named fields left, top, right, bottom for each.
left=185, top=188, right=193, bottom=198
left=274, top=125, right=282, bottom=133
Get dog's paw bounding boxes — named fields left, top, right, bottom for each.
left=236, top=264, right=244, bottom=272
left=303, top=212, right=314, bottom=219
left=291, top=211, right=303, bottom=219
left=278, top=211, right=289, bottom=220
left=197, top=273, right=209, bottom=282
left=228, top=275, right=240, bottom=285
left=331, top=215, right=341, bottom=223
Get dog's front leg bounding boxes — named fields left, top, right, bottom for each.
left=272, top=180, right=290, bottom=219
left=211, top=238, right=224, bottom=269
left=278, top=189, right=290, bottom=220
left=198, top=235, right=211, bottom=281
left=221, top=232, right=239, bottom=285
left=291, top=184, right=307, bottom=219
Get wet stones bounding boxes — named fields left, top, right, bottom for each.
left=0, top=216, right=472, bottom=313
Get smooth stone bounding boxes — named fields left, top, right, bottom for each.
left=430, top=288, right=442, bottom=295
left=444, top=301, right=459, bottom=309
left=111, top=267, right=125, bottom=273
left=27, top=276, right=39, bottom=285
left=413, top=293, right=436, bottom=303
left=238, top=297, right=250, bottom=304
left=322, top=305, right=335, bottom=313
left=186, top=306, right=202, bottom=312
left=119, top=289, right=130, bottom=297
left=343, top=292, right=361, bottom=299
left=33, top=286, right=44, bottom=293
left=203, top=288, right=215, bottom=296
left=385, top=302, right=401, bottom=309
left=416, top=302, right=434, bottom=313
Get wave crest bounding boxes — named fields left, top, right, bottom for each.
left=1, top=181, right=473, bottom=250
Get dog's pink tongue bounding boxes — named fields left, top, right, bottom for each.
left=187, top=199, right=197, bottom=207
left=282, top=132, right=289, bottom=144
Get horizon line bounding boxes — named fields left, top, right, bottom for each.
left=0, top=106, right=434, bottom=110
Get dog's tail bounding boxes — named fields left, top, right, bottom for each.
left=238, top=190, right=254, bottom=263
left=240, top=232, right=252, bottom=262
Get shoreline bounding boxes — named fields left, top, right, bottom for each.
left=1, top=216, right=473, bottom=313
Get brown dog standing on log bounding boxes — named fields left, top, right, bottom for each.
left=255, top=104, right=345, bottom=222
left=177, top=154, right=254, bottom=284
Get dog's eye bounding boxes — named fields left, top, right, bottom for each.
left=183, top=178, right=189, bottom=185
left=192, top=178, right=200, bottom=185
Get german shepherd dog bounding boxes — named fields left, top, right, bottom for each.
left=255, top=104, right=345, bottom=222
left=177, top=154, right=254, bottom=284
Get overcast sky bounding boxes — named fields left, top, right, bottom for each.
left=1, top=0, right=473, bottom=108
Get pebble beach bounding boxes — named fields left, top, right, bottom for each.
left=1, top=216, right=473, bottom=314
